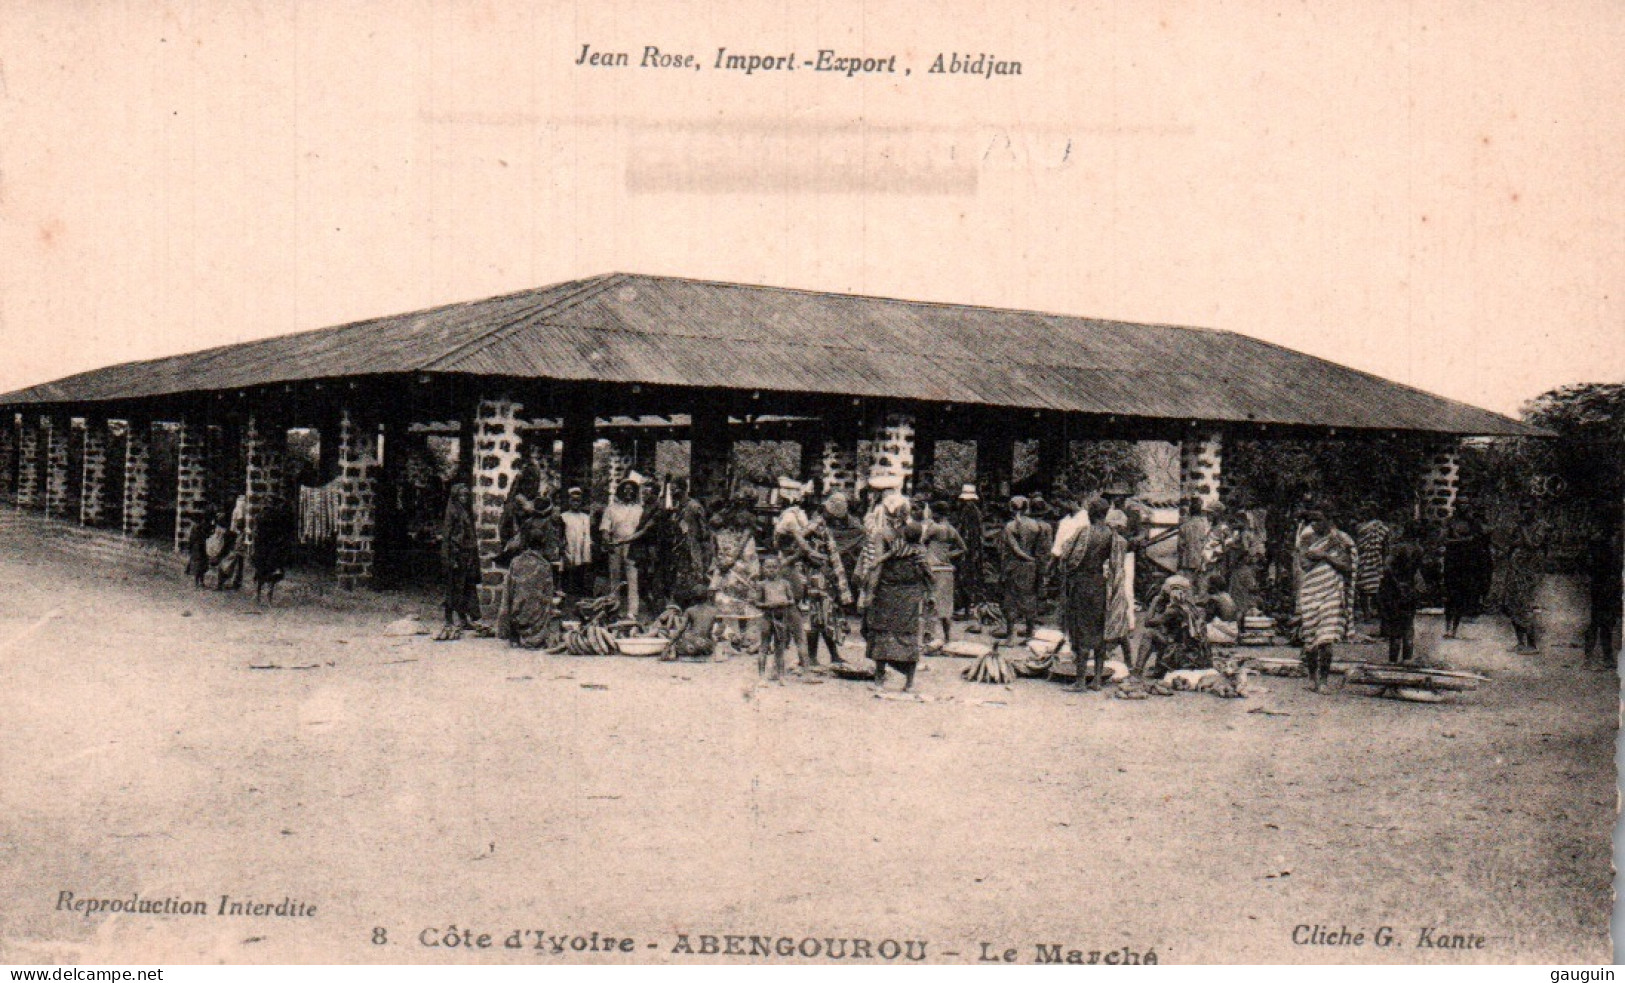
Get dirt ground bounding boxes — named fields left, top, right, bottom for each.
left=0, top=525, right=1614, bottom=965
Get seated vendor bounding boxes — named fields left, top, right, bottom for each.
left=664, top=586, right=722, bottom=661
left=1134, top=575, right=1210, bottom=677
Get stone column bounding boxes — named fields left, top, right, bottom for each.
left=975, top=422, right=1015, bottom=501
left=80, top=420, right=110, bottom=526
left=471, top=396, right=525, bottom=611
left=44, top=415, right=71, bottom=520
left=122, top=422, right=152, bottom=539
left=242, top=413, right=287, bottom=560
left=16, top=418, right=41, bottom=508
left=174, top=421, right=209, bottom=552
left=867, top=412, right=916, bottom=491
left=1179, top=430, right=1224, bottom=510
left=690, top=402, right=732, bottom=501
left=1418, top=441, right=1462, bottom=528
left=335, top=407, right=380, bottom=590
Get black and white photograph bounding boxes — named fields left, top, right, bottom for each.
left=0, top=0, right=1620, bottom=969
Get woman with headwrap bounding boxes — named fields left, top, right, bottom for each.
left=865, top=521, right=936, bottom=693
left=437, top=483, right=485, bottom=641
left=854, top=488, right=910, bottom=610
left=818, top=491, right=866, bottom=600
left=1296, top=509, right=1356, bottom=692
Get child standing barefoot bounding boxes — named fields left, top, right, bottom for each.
left=753, top=556, right=799, bottom=683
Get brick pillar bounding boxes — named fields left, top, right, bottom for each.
left=80, top=420, right=110, bottom=526
left=471, top=397, right=525, bottom=612
left=1418, top=441, right=1461, bottom=528
left=0, top=415, right=17, bottom=501
left=173, top=422, right=210, bottom=552
left=16, top=419, right=41, bottom=508
left=1179, top=430, right=1224, bottom=510
left=690, top=402, right=732, bottom=501
left=976, top=424, right=1015, bottom=501
left=44, top=416, right=71, bottom=520
left=867, top=413, right=915, bottom=491
left=242, top=414, right=287, bottom=560
left=335, top=407, right=380, bottom=590
left=122, top=422, right=151, bottom=538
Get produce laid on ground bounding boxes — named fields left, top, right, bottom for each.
left=962, top=645, right=1017, bottom=684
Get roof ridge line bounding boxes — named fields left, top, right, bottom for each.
left=609, top=271, right=1233, bottom=338
left=425, top=274, right=623, bottom=371
left=458, top=318, right=1233, bottom=376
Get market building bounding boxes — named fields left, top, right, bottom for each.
left=0, top=272, right=1541, bottom=607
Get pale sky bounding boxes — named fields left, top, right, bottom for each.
left=2, top=0, right=1621, bottom=416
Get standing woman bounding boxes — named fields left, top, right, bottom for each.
left=1378, top=524, right=1425, bottom=664
left=865, top=521, right=936, bottom=694
left=1354, top=508, right=1392, bottom=620
left=951, top=485, right=987, bottom=614
left=1296, top=509, right=1356, bottom=693
left=1104, top=505, right=1138, bottom=662
left=438, top=483, right=485, bottom=641
left=921, top=500, right=967, bottom=646
left=1441, top=516, right=1480, bottom=638
left=1060, top=499, right=1123, bottom=691
left=672, top=480, right=714, bottom=603
left=1501, top=505, right=1549, bottom=653
left=252, top=496, right=295, bottom=606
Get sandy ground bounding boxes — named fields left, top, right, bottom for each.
left=0, top=521, right=1615, bottom=965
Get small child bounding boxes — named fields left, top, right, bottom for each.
left=1378, top=535, right=1426, bottom=664
left=664, top=589, right=721, bottom=662
left=185, top=511, right=211, bottom=588
left=752, top=555, right=800, bottom=682
left=802, top=560, right=846, bottom=666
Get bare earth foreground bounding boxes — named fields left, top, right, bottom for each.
left=0, top=521, right=1614, bottom=965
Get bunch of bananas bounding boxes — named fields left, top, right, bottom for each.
left=561, top=623, right=619, bottom=655
left=962, top=648, right=1015, bottom=684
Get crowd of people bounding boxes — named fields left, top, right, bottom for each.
left=169, top=436, right=1620, bottom=689
left=418, top=439, right=1622, bottom=692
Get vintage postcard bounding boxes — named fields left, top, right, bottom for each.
left=0, top=0, right=1619, bottom=969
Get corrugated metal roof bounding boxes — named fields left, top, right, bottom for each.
left=0, top=272, right=1539, bottom=436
